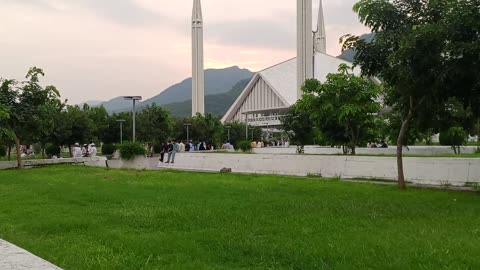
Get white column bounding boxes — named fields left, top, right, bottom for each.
left=192, top=0, right=205, bottom=116
left=297, top=0, right=313, bottom=100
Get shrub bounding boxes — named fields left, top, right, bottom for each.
left=101, top=143, right=116, bottom=155
left=0, top=145, right=7, bottom=157
left=236, top=141, right=252, bottom=153
left=45, top=144, right=61, bottom=156
left=117, top=141, right=146, bottom=160
left=439, top=127, right=467, bottom=154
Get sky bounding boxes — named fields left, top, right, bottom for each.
left=0, top=0, right=369, bottom=104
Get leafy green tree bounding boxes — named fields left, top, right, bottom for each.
left=51, top=105, right=94, bottom=156
left=190, top=113, right=224, bottom=146
left=0, top=68, right=62, bottom=167
left=84, top=104, right=109, bottom=143
left=136, top=104, right=173, bottom=144
left=102, top=112, right=133, bottom=144
left=298, top=64, right=381, bottom=155
left=281, top=104, right=315, bottom=154
left=342, top=0, right=480, bottom=189
left=36, top=86, right=65, bottom=158
left=223, top=121, right=249, bottom=146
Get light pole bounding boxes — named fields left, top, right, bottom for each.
left=263, top=122, right=269, bottom=141
left=225, top=126, right=231, bottom=142
left=123, top=96, right=142, bottom=142
left=184, top=123, right=191, bottom=142
left=250, top=127, right=255, bottom=141
left=116, top=119, right=126, bottom=144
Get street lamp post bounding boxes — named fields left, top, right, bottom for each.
left=123, top=96, right=142, bottom=142
left=184, top=123, right=191, bottom=142
left=116, top=119, right=126, bottom=144
left=226, top=126, right=231, bottom=142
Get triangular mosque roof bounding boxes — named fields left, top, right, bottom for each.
left=222, top=53, right=360, bottom=122
left=258, top=53, right=359, bottom=106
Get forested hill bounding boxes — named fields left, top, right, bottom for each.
left=162, top=78, right=251, bottom=118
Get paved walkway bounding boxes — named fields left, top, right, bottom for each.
left=0, top=239, right=62, bottom=270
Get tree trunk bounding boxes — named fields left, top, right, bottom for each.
left=68, top=145, right=72, bottom=157
left=7, top=144, right=11, bottom=161
left=15, top=136, right=23, bottom=169
left=397, top=98, right=417, bottom=190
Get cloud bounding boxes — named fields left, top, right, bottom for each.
left=208, top=19, right=295, bottom=50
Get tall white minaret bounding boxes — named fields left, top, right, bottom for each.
left=297, top=0, right=313, bottom=99
left=314, top=0, right=327, bottom=54
left=192, top=0, right=205, bottom=116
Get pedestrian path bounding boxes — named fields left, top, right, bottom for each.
left=0, top=239, right=62, bottom=270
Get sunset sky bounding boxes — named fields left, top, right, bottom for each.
left=0, top=0, right=369, bottom=104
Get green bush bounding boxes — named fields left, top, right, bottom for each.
left=45, top=144, right=61, bottom=156
left=236, top=141, right=252, bottom=153
left=439, top=127, right=467, bottom=154
left=118, top=142, right=146, bottom=160
left=0, top=145, right=7, bottom=157
left=101, top=143, right=116, bottom=155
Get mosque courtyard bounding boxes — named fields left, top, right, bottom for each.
left=0, top=165, right=479, bottom=269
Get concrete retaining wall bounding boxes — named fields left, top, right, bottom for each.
left=158, top=153, right=480, bottom=187
left=253, top=146, right=478, bottom=155
left=0, top=157, right=107, bottom=170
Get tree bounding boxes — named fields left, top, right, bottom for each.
left=190, top=113, right=224, bottom=146
left=281, top=104, right=315, bottom=154
left=84, top=104, right=109, bottom=143
left=298, top=64, right=381, bottom=155
left=136, top=104, right=173, bottom=144
left=342, top=0, right=480, bottom=189
left=102, top=112, right=133, bottom=144
left=51, top=105, right=94, bottom=156
left=0, top=68, right=62, bottom=168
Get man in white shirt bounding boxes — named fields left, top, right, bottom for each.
left=89, top=144, right=97, bottom=157
left=73, top=143, right=82, bottom=158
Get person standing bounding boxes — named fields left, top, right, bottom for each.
left=159, top=142, right=167, bottom=163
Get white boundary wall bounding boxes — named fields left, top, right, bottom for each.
left=0, top=157, right=107, bottom=170
left=159, top=153, right=480, bottom=187
left=253, top=146, right=478, bottom=155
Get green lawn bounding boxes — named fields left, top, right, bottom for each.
left=0, top=166, right=479, bottom=269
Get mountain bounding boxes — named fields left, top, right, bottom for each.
left=338, top=33, right=375, bottom=62
left=100, top=97, right=134, bottom=113
left=102, top=66, right=253, bottom=113
left=140, top=66, right=253, bottom=108
left=80, top=100, right=104, bottom=107
left=162, top=78, right=251, bottom=118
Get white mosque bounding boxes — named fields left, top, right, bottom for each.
left=220, top=0, right=364, bottom=129
left=191, top=0, right=365, bottom=129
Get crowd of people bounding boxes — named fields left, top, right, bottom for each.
left=155, top=140, right=216, bottom=164
left=72, top=143, right=97, bottom=158
left=367, top=141, right=389, bottom=148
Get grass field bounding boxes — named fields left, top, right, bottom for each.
left=0, top=166, right=479, bottom=269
